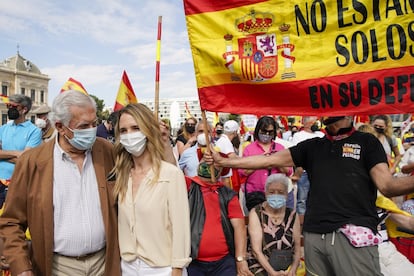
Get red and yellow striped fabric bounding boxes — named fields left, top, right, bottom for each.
left=184, top=0, right=414, bottom=116
left=60, top=77, right=88, bottom=94
left=113, top=70, right=138, bottom=111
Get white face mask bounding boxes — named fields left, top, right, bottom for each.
left=197, top=133, right=207, bottom=146
left=120, top=131, right=147, bottom=157
left=35, top=118, right=47, bottom=129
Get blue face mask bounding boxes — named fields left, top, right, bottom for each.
left=267, top=194, right=286, bottom=209
left=66, top=126, right=97, bottom=150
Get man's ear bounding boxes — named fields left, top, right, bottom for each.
left=55, top=122, right=64, bottom=131
left=55, top=122, right=68, bottom=137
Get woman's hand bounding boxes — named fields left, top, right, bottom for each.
left=171, top=268, right=182, bottom=276
left=236, top=260, right=254, bottom=276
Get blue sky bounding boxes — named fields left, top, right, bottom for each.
left=0, top=0, right=198, bottom=109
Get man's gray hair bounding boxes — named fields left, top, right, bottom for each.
left=265, top=173, right=290, bottom=192
left=9, top=94, right=32, bottom=113
left=302, top=116, right=317, bottom=125
left=49, top=90, right=96, bottom=126
left=196, top=120, right=212, bottom=132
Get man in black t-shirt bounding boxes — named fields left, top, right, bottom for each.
left=207, top=116, right=414, bottom=275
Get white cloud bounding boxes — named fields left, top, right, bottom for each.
left=0, top=0, right=199, bottom=108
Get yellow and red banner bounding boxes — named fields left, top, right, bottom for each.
left=113, top=70, right=138, bottom=111
left=0, top=95, right=9, bottom=104
left=60, top=77, right=88, bottom=94
left=184, top=0, right=414, bottom=116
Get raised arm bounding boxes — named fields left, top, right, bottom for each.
left=207, top=147, right=295, bottom=170
left=371, top=162, right=414, bottom=197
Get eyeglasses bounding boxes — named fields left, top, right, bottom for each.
left=259, top=129, right=275, bottom=135
left=186, top=123, right=196, bottom=127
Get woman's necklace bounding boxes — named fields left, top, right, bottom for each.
left=265, top=203, right=284, bottom=225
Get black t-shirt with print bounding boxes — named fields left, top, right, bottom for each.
left=290, top=131, right=387, bottom=234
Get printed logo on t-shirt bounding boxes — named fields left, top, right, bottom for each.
left=342, top=143, right=361, bottom=160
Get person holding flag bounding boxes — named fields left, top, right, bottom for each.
left=205, top=116, right=414, bottom=275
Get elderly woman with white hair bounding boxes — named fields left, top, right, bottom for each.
left=247, top=173, right=301, bottom=276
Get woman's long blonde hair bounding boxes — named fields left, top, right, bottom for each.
left=371, top=114, right=393, bottom=138
left=111, top=103, right=165, bottom=201
left=180, top=116, right=197, bottom=141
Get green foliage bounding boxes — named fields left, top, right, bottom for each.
left=228, top=113, right=241, bottom=122
left=89, top=94, right=105, bottom=122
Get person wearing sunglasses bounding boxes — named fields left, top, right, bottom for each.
left=0, top=94, right=42, bottom=272
left=0, top=94, right=42, bottom=208
left=176, top=117, right=198, bottom=158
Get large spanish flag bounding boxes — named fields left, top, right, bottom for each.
left=184, top=0, right=414, bottom=116
left=113, top=70, right=138, bottom=111
left=60, top=77, right=88, bottom=94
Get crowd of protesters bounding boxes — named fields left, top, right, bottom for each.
left=1, top=91, right=414, bottom=275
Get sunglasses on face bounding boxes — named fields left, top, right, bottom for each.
left=259, top=129, right=275, bottom=135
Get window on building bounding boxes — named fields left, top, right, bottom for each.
left=1, top=114, right=7, bottom=125
left=21, top=88, right=25, bottom=95
left=1, top=85, right=7, bottom=96
left=40, top=90, right=45, bottom=103
left=31, top=89, right=35, bottom=101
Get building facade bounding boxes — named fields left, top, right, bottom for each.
left=0, top=52, right=50, bottom=126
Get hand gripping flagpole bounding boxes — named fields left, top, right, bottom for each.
left=154, top=16, right=162, bottom=120
left=202, top=111, right=215, bottom=182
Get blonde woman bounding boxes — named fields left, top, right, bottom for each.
left=111, top=103, right=191, bottom=276
left=176, top=117, right=198, bottom=157
left=371, top=115, right=402, bottom=174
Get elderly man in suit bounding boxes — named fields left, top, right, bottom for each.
left=0, top=90, right=120, bottom=276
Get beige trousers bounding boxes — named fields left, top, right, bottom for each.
left=52, top=248, right=105, bottom=276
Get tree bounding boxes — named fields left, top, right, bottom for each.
left=89, top=94, right=105, bottom=123
left=228, top=113, right=241, bottom=123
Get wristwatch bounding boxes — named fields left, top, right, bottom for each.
left=236, top=256, right=245, bottom=262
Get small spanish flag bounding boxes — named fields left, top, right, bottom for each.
left=184, top=102, right=192, bottom=119
left=0, top=95, right=9, bottom=104
left=60, top=77, right=88, bottom=94
left=113, top=70, right=138, bottom=111
left=212, top=112, right=220, bottom=126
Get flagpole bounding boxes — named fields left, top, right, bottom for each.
left=202, top=110, right=215, bottom=182
left=154, top=16, right=162, bottom=119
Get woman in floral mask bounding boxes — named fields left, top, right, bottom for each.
left=111, top=103, right=191, bottom=276
left=240, top=116, right=294, bottom=213
left=247, top=173, right=301, bottom=276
